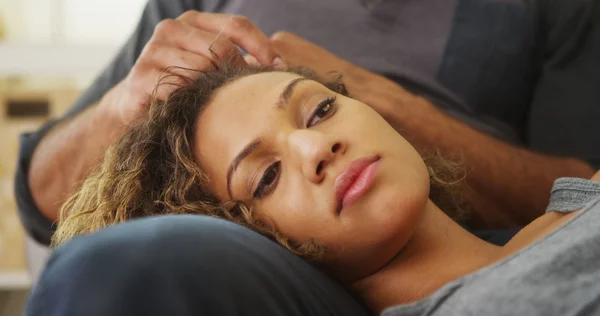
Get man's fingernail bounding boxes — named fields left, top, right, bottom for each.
left=272, top=57, right=287, bottom=70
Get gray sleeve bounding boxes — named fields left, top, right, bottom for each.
left=546, top=177, right=600, bottom=213
left=13, top=0, right=207, bottom=245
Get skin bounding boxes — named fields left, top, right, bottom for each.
left=194, top=71, right=596, bottom=313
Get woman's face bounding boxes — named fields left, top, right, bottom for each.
left=195, top=71, right=430, bottom=281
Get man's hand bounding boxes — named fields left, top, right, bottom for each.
left=101, top=11, right=284, bottom=125
left=268, top=32, right=429, bottom=126
left=269, top=31, right=353, bottom=79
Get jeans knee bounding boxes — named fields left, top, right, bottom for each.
left=39, top=215, right=269, bottom=283
left=27, top=215, right=370, bottom=316
left=28, top=216, right=261, bottom=315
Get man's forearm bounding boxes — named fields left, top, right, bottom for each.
left=346, top=68, right=595, bottom=227
left=402, top=103, right=593, bottom=226
left=28, top=100, right=126, bottom=222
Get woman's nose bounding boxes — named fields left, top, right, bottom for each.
left=287, top=130, right=344, bottom=183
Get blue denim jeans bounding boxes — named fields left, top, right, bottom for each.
left=26, top=215, right=371, bottom=316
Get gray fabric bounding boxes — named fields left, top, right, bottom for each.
left=383, top=177, right=600, bottom=316
left=526, top=0, right=600, bottom=167
left=547, top=177, right=600, bottom=212
left=438, top=0, right=538, bottom=139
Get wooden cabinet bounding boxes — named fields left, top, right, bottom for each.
left=0, top=79, right=80, bottom=288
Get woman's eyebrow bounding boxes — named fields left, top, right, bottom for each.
left=226, top=139, right=262, bottom=198
left=277, top=77, right=309, bottom=109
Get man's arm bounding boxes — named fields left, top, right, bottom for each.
left=348, top=69, right=595, bottom=227
left=354, top=0, right=600, bottom=227
left=27, top=94, right=127, bottom=229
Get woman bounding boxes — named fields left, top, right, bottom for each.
left=51, top=63, right=600, bottom=315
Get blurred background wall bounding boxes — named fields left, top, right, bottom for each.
left=0, top=1, right=146, bottom=314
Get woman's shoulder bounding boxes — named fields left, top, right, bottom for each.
left=506, top=175, right=600, bottom=251
left=383, top=175, right=600, bottom=316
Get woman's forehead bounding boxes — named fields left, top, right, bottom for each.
left=199, top=71, right=308, bottom=139
left=214, top=71, right=305, bottom=104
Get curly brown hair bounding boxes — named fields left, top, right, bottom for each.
left=52, top=63, right=468, bottom=262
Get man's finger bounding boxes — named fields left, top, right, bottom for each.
left=243, top=54, right=260, bottom=66
left=154, top=20, right=246, bottom=68
left=270, top=31, right=305, bottom=43
left=206, top=35, right=248, bottom=68
left=270, top=31, right=315, bottom=56
left=145, top=42, right=219, bottom=71
left=177, top=11, right=280, bottom=66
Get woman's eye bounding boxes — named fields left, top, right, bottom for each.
left=307, top=96, right=336, bottom=127
left=253, top=161, right=281, bottom=199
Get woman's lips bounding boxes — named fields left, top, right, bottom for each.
left=334, top=155, right=381, bottom=213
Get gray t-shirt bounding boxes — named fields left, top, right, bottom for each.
left=384, top=177, right=600, bottom=316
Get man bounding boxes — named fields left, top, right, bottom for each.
left=20, top=0, right=599, bottom=315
